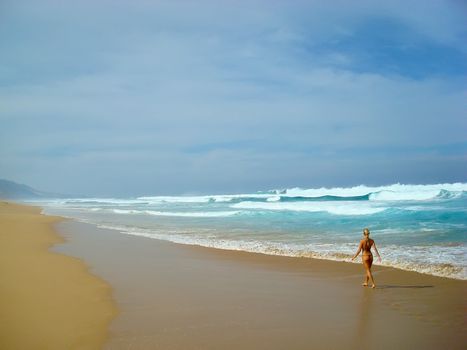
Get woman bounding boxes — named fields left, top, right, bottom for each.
left=351, top=228, right=381, bottom=288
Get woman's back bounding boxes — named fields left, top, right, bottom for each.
left=361, top=238, right=373, bottom=253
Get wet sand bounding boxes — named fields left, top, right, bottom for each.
left=55, top=220, right=466, bottom=350
left=0, top=202, right=117, bottom=349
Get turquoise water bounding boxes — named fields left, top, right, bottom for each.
left=37, top=183, right=467, bottom=279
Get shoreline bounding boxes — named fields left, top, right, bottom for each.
left=55, top=218, right=466, bottom=350
left=0, top=202, right=117, bottom=349
left=46, top=211, right=464, bottom=282
left=38, top=205, right=465, bottom=282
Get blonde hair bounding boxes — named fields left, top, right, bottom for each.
left=363, top=228, right=370, bottom=236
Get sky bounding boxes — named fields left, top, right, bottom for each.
left=1, top=0, right=466, bottom=196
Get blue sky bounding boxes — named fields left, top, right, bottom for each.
left=1, top=0, right=466, bottom=196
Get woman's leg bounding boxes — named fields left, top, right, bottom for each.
left=361, top=256, right=369, bottom=286
left=363, top=256, right=375, bottom=288
left=362, top=265, right=369, bottom=286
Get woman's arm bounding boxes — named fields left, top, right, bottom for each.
left=372, top=241, right=382, bottom=262
left=351, top=241, right=362, bottom=261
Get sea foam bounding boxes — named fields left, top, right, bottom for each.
left=231, top=201, right=386, bottom=215
left=36, top=182, right=467, bottom=280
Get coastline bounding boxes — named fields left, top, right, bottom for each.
left=0, top=202, right=117, bottom=349
left=55, top=218, right=466, bottom=350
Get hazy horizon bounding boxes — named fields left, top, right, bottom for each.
left=1, top=1, right=466, bottom=197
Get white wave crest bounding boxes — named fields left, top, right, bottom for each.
left=38, top=182, right=467, bottom=208
left=138, top=193, right=274, bottom=203
left=231, top=201, right=386, bottom=215
left=111, top=209, right=241, bottom=218
left=137, top=196, right=211, bottom=203
left=144, top=210, right=241, bottom=218
left=278, top=183, right=467, bottom=201
left=369, top=189, right=443, bottom=201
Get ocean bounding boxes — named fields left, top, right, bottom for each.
left=35, top=183, right=467, bottom=280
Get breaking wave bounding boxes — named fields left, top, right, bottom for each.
left=35, top=182, right=467, bottom=280
left=109, top=209, right=241, bottom=218
left=231, top=201, right=386, bottom=215
left=134, top=183, right=467, bottom=204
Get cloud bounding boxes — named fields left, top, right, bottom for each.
left=0, top=0, right=466, bottom=195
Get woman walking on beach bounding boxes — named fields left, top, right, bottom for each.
left=352, top=228, right=381, bottom=288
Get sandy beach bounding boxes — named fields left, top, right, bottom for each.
left=0, top=202, right=117, bottom=349
left=1, top=202, right=465, bottom=349
left=54, top=220, right=466, bottom=349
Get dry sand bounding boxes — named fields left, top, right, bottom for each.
left=55, top=220, right=466, bottom=350
left=0, top=202, right=117, bottom=349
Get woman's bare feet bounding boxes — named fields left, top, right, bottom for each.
left=362, top=282, right=368, bottom=287
left=371, top=284, right=376, bottom=289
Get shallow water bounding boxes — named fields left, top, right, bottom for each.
left=35, top=183, right=467, bottom=279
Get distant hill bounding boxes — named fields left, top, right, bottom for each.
left=0, top=179, right=62, bottom=199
